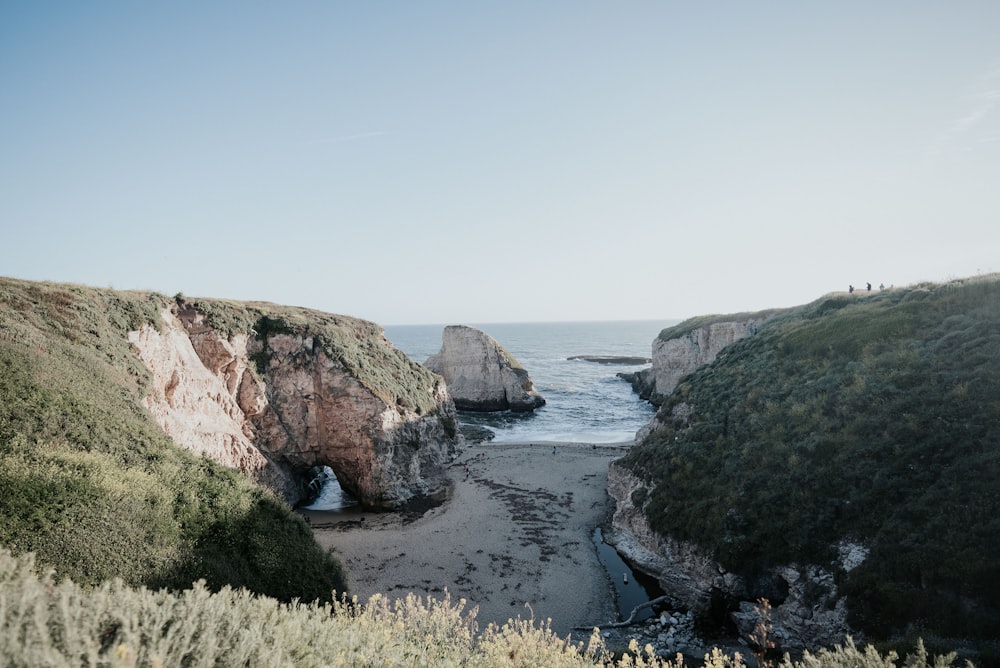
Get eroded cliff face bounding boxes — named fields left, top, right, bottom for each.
left=629, top=318, right=769, bottom=443
left=424, top=325, right=544, bottom=412
left=606, top=462, right=857, bottom=652
left=129, top=303, right=460, bottom=509
left=641, top=320, right=765, bottom=405
left=127, top=307, right=297, bottom=498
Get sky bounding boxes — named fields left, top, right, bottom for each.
left=2, top=2, right=999, bottom=326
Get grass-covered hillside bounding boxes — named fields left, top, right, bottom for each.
left=620, top=275, right=1000, bottom=652
left=0, top=277, right=345, bottom=602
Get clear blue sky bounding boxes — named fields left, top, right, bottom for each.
left=3, top=2, right=998, bottom=325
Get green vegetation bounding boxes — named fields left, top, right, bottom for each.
left=621, top=276, right=1000, bottom=655
left=0, top=276, right=982, bottom=664
left=0, top=277, right=344, bottom=602
left=0, top=549, right=967, bottom=667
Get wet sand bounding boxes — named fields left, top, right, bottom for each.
left=305, top=441, right=629, bottom=638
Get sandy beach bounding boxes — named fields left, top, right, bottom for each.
left=304, top=441, right=629, bottom=638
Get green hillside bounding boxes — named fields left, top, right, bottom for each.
left=0, top=277, right=345, bottom=602
left=619, top=275, right=1000, bottom=653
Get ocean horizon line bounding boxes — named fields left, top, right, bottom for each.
left=382, top=317, right=681, bottom=328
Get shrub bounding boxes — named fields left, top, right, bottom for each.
left=0, top=550, right=967, bottom=668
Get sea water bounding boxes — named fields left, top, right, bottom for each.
left=305, top=320, right=676, bottom=510
left=306, top=320, right=677, bottom=616
left=384, top=320, right=678, bottom=444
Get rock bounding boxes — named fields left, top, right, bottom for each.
left=645, top=319, right=768, bottom=404
left=836, top=540, right=869, bottom=572
left=567, top=355, right=652, bottom=365
left=631, top=317, right=772, bottom=442
left=618, top=369, right=657, bottom=401
left=129, top=303, right=462, bottom=510
left=605, top=463, right=735, bottom=614
left=606, top=462, right=855, bottom=653
left=424, top=325, right=545, bottom=412
left=128, top=308, right=295, bottom=497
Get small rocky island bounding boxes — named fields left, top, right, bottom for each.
left=568, top=355, right=651, bottom=365
left=425, top=325, right=545, bottom=412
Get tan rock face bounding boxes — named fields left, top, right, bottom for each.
left=650, top=320, right=762, bottom=400
left=248, top=330, right=458, bottom=508
left=127, top=308, right=296, bottom=497
left=129, top=304, right=460, bottom=509
left=424, top=325, right=544, bottom=412
left=634, top=319, right=767, bottom=441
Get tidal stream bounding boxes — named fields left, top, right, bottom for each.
left=592, top=527, right=664, bottom=622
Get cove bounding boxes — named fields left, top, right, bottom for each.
left=593, top=527, right=664, bottom=622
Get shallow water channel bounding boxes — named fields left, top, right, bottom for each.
left=593, top=527, right=664, bottom=622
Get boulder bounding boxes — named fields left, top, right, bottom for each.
left=424, top=325, right=545, bottom=412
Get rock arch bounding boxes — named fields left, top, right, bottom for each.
left=129, top=304, right=460, bottom=510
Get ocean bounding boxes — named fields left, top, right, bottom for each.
left=307, top=320, right=675, bottom=617
left=304, top=319, right=677, bottom=511
left=384, top=319, right=679, bottom=444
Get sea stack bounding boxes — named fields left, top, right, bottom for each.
left=425, top=325, right=545, bottom=412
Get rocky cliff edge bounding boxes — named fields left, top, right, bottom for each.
left=628, top=314, right=777, bottom=407
left=129, top=300, right=461, bottom=510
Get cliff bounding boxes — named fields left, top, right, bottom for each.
left=609, top=277, right=1000, bottom=657
left=424, top=325, right=545, bottom=412
left=130, top=299, right=461, bottom=509
left=625, top=313, right=778, bottom=409
left=0, top=278, right=347, bottom=602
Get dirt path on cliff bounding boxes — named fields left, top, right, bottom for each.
left=306, top=441, right=628, bottom=638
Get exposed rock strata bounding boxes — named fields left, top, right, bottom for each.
left=633, top=319, right=768, bottom=406
left=424, top=325, right=544, bottom=412
left=127, top=308, right=295, bottom=496
left=626, top=317, right=772, bottom=443
left=606, top=462, right=855, bottom=653
left=129, top=304, right=460, bottom=509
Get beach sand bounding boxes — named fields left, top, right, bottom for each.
left=305, top=441, right=629, bottom=639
